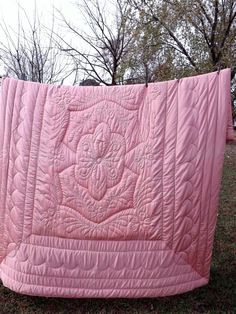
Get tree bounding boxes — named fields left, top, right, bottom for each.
left=57, top=0, right=135, bottom=85
left=129, top=0, right=236, bottom=76
left=0, top=4, right=73, bottom=84
left=122, top=6, right=176, bottom=84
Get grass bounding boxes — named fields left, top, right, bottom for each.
left=0, top=144, right=235, bottom=314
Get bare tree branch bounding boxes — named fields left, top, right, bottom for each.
left=0, top=3, right=71, bottom=84
left=56, top=0, right=135, bottom=85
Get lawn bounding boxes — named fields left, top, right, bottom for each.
left=0, top=144, right=235, bottom=314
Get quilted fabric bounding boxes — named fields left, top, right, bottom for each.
left=0, top=69, right=233, bottom=298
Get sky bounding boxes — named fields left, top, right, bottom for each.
left=0, top=0, right=84, bottom=43
left=0, top=0, right=115, bottom=47
left=0, top=0, right=113, bottom=84
left=0, top=0, right=76, bottom=24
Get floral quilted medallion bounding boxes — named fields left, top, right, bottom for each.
left=34, top=86, right=162, bottom=240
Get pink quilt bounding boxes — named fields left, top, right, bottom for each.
left=0, top=69, right=233, bottom=298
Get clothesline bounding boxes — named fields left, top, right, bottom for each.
left=0, top=67, right=236, bottom=87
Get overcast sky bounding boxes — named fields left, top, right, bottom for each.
left=0, top=0, right=115, bottom=84
left=0, top=0, right=75, bottom=23
left=0, top=0, right=85, bottom=39
left=0, top=0, right=114, bottom=43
